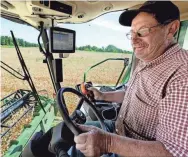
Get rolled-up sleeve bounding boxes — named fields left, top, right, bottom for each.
left=156, top=78, right=188, bottom=157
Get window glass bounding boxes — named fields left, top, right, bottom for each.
left=1, top=11, right=133, bottom=97
left=59, top=11, right=133, bottom=87
left=183, top=27, right=188, bottom=50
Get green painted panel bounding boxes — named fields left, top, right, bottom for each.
left=3, top=100, right=56, bottom=157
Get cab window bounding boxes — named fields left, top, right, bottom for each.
left=178, top=20, right=188, bottom=50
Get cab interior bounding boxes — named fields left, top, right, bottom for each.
left=1, top=1, right=188, bottom=157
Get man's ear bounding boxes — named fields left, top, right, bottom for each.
left=167, top=20, right=180, bottom=39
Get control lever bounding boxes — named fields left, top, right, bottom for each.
left=80, top=82, right=95, bottom=101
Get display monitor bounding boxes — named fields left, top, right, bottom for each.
left=49, top=27, right=75, bottom=53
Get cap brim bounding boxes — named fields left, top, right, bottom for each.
left=119, top=10, right=140, bottom=26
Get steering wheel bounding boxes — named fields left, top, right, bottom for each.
left=56, top=87, right=107, bottom=136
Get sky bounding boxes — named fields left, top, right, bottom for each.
left=0, top=11, right=133, bottom=51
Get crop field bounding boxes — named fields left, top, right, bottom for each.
left=1, top=47, right=132, bottom=155
left=1, top=47, right=132, bottom=105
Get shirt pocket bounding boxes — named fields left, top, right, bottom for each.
left=134, top=92, right=158, bottom=108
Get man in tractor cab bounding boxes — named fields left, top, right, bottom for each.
left=73, top=1, right=188, bottom=157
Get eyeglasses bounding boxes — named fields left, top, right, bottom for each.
left=126, top=23, right=162, bottom=40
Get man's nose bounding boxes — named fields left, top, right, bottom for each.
left=131, top=33, right=140, bottom=43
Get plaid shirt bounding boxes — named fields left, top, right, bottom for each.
left=115, top=44, right=188, bottom=157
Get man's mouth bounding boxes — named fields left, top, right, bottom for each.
left=134, top=47, right=144, bottom=51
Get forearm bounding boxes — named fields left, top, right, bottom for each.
left=102, top=90, right=125, bottom=103
left=107, top=133, right=172, bottom=157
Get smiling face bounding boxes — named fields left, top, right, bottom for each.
left=131, top=12, right=170, bottom=62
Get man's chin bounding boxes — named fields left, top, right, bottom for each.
left=134, top=51, right=147, bottom=61
left=134, top=50, right=144, bottom=57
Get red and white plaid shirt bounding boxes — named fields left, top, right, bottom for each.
left=115, top=44, right=188, bottom=157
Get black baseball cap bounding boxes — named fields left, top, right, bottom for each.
left=119, top=1, right=180, bottom=26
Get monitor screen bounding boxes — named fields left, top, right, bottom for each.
left=49, top=27, right=75, bottom=53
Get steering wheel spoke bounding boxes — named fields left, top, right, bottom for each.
left=75, top=97, right=85, bottom=110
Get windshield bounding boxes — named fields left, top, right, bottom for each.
left=59, top=11, right=133, bottom=87
left=1, top=11, right=132, bottom=99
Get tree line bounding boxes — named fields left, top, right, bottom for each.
left=76, top=45, right=132, bottom=54
left=1, top=36, right=38, bottom=47
left=1, top=36, right=132, bottom=54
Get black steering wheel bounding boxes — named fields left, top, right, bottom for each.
left=56, top=87, right=107, bottom=136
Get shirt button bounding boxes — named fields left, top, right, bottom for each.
left=116, top=129, right=118, bottom=132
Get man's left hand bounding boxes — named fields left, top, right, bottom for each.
left=74, top=125, right=111, bottom=157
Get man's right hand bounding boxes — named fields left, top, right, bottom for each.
left=87, top=87, right=104, bottom=101
left=88, top=86, right=125, bottom=104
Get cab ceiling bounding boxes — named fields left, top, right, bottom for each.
left=1, top=1, right=188, bottom=28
